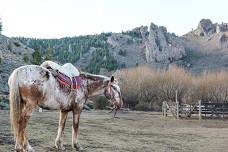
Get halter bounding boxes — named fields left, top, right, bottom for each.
left=104, top=84, right=122, bottom=109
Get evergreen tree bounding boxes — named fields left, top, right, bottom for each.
left=32, top=49, right=41, bottom=65
left=0, top=18, right=2, bottom=34
left=23, top=52, right=30, bottom=63
left=45, top=46, right=53, bottom=60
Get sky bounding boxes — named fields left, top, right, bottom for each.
left=0, top=0, right=227, bottom=38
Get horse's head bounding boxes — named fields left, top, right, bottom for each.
left=80, top=73, right=123, bottom=109
left=104, top=76, right=123, bottom=109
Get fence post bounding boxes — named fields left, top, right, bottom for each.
left=198, top=100, right=202, bottom=120
left=39, top=108, right=43, bottom=112
left=162, top=101, right=167, bottom=117
left=176, top=90, right=179, bottom=119
left=164, top=101, right=167, bottom=117
left=162, top=101, right=164, bottom=116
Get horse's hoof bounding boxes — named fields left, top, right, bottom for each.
left=27, top=146, right=35, bottom=152
left=15, top=144, right=23, bottom=152
left=25, top=144, right=35, bottom=152
left=73, top=143, right=85, bottom=152
left=55, top=140, right=65, bottom=150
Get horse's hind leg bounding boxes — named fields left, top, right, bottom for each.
left=72, top=107, right=83, bottom=151
left=16, top=103, right=35, bottom=152
left=55, top=110, right=68, bottom=150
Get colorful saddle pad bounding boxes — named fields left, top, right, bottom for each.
left=56, top=71, right=81, bottom=89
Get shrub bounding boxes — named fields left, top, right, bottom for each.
left=192, top=71, right=228, bottom=103
left=92, top=96, right=110, bottom=110
left=0, top=18, right=2, bottom=34
left=31, top=49, right=41, bottom=65
left=135, top=102, right=152, bottom=111
left=23, top=52, right=30, bottom=63
left=115, top=65, right=228, bottom=111
left=155, top=65, right=192, bottom=104
left=14, top=41, right=21, bottom=47
left=115, top=65, right=193, bottom=110
left=0, top=56, right=2, bottom=64
left=114, top=66, right=158, bottom=108
left=118, top=49, right=126, bottom=56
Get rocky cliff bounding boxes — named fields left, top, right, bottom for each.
left=106, top=22, right=185, bottom=68
left=141, top=23, right=185, bottom=63
left=183, top=19, right=228, bottom=73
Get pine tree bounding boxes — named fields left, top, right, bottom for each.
left=0, top=18, right=2, bottom=34
left=23, top=52, right=30, bottom=63
left=32, top=49, right=41, bottom=65
left=45, top=46, right=53, bottom=60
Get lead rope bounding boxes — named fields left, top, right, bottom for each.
left=84, top=78, right=89, bottom=104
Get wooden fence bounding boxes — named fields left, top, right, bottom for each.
left=162, top=100, right=228, bottom=120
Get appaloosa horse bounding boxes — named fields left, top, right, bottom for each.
left=8, top=64, right=123, bottom=152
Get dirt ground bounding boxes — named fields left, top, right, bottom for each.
left=1, top=110, right=228, bottom=152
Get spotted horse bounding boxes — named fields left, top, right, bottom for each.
left=8, top=61, right=123, bottom=152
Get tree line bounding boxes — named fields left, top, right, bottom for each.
left=17, top=32, right=117, bottom=73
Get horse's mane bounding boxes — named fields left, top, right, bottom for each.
left=41, top=60, right=80, bottom=77
left=80, top=72, right=109, bottom=81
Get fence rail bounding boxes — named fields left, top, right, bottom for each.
left=162, top=100, right=228, bottom=120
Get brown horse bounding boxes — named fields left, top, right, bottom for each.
left=8, top=65, right=123, bottom=152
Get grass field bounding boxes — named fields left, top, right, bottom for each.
left=1, top=110, right=228, bottom=152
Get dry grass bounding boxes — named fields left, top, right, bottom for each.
left=1, top=110, right=228, bottom=152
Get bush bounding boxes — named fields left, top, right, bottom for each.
left=115, top=65, right=192, bottom=110
left=118, top=49, right=126, bottom=56
left=192, top=71, right=228, bottom=103
left=0, top=56, right=2, bottom=64
left=92, top=96, right=110, bottom=110
left=0, top=18, right=2, bottom=34
left=115, top=65, right=228, bottom=111
left=13, top=41, right=21, bottom=47
left=31, top=49, right=41, bottom=65
left=23, top=52, right=30, bottom=63
left=114, top=66, right=158, bottom=109
left=135, top=102, right=152, bottom=111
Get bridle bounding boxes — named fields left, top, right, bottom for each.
left=82, top=75, right=122, bottom=110
left=104, top=83, right=122, bottom=109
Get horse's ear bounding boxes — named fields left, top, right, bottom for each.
left=111, top=76, right=114, bottom=82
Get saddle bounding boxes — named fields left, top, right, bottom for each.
left=41, top=61, right=81, bottom=90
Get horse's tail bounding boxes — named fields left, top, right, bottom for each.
left=8, top=70, right=22, bottom=139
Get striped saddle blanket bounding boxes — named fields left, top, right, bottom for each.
left=56, top=71, right=81, bottom=89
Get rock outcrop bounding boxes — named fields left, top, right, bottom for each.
left=140, top=23, right=185, bottom=63
left=193, top=19, right=228, bottom=36
left=194, top=19, right=216, bottom=36
left=107, top=23, right=186, bottom=66
left=183, top=19, right=228, bottom=73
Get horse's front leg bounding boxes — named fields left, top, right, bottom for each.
left=72, top=108, right=83, bottom=151
left=55, top=110, right=68, bottom=150
left=114, top=108, right=118, bottom=118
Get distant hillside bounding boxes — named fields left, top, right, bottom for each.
left=0, top=34, right=34, bottom=106
left=16, top=22, right=185, bottom=74
left=9, top=19, right=228, bottom=75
